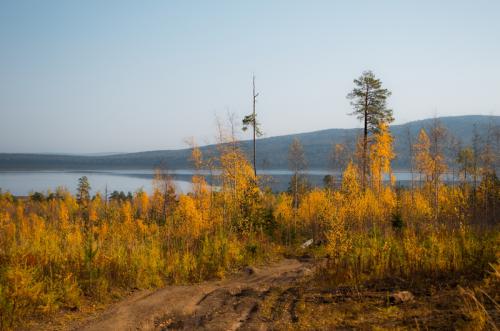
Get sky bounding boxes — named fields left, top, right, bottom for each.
left=0, top=1, right=499, bottom=153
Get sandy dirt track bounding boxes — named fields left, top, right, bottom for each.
left=72, top=258, right=313, bottom=331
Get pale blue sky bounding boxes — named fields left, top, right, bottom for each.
left=1, top=1, right=499, bottom=153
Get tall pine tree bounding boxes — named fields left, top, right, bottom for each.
left=347, top=71, right=393, bottom=189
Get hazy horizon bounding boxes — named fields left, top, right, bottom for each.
left=1, top=1, right=499, bottom=153
left=2, top=114, right=495, bottom=155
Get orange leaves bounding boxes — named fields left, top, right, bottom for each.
left=1, top=264, right=43, bottom=324
left=191, top=175, right=211, bottom=218
left=341, top=161, right=360, bottom=197
left=414, top=128, right=447, bottom=183
left=298, top=191, right=331, bottom=226
left=58, top=203, right=70, bottom=230
left=134, top=190, right=149, bottom=218
left=297, top=190, right=336, bottom=242
left=273, top=193, right=293, bottom=225
left=120, top=201, right=133, bottom=225
left=219, top=146, right=257, bottom=198
left=217, top=143, right=263, bottom=232
left=190, top=145, right=203, bottom=171
left=415, top=129, right=433, bottom=180
left=370, top=121, right=395, bottom=191
left=175, top=195, right=205, bottom=238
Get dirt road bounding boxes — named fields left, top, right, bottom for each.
left=72, top=258, right=314, bottom=331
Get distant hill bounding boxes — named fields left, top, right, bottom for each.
left=0, top=115, right=498, bottom=171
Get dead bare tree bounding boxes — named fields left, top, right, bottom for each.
left=242, top=75, right=262, bottom=177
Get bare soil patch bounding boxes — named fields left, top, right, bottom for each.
left=28, top=258, right=497, bottom=330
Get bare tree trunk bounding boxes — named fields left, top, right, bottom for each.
left=294, top=168, right=298, bottom=241
left=472, top=125, right=479, bottom=221
left=363, top=87, right=369, bottom=190
left=406, top=127, right=415, bottom=200
left=252, top=76, right=257, bottom=177
left=104, top=184, right=108, bottom=222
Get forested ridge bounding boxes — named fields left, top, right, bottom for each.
left=0, top=115, right=498, bottom=171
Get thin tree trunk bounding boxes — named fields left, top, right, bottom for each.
left=252, top=76, right=257, bottom=177
left=294, top=169, right=298, bottom=240
left=406, top=127, right=415, bottom=200
left=363, top=86, right=369, bottom=190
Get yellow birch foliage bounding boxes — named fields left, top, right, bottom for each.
left=297, top=190, right=333, bottom=241
left=0, top=142, right=498, bottom=330
left=341, top=161, right=360, bottom=197
left=134, top=191, right=149, bottom=220
left=175, top=195, right=205, bottom=238
left=415, top=129, right=433, bottom=181
left=369, top=121, right=395, bottom=190
left=414, top=128, right=437, bottom=211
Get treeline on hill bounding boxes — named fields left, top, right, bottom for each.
left=0, top=72, right=499, bottom=329
left=0, top=115, right=499, bottom=172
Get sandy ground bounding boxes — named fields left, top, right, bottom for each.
left=68, top=258, right=314, bottom=331
left=29, top=257, right=495, bottom=330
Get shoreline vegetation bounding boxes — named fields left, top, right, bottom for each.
left=0, top=73, right=499, bottom=330
left=0, top=168, right=486, bottom=199
left=0, top=115, right=498, bottom=172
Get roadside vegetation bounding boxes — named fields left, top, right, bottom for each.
left=0, top=72, right=499, bottom=330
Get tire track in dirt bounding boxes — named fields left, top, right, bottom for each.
left=72, top=258, right=314, bottom=331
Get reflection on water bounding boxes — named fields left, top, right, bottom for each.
left=0, top=169, right=457, bottom=196
left=0, top=170, right=192, bottom=196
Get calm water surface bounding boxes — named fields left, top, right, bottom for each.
left=0, top=169, right=444, bottom=196
left=0, top=170, right=192, bottom=196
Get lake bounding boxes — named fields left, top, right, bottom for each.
left=0, top=169, right=451, bottom=196
left=0, top=170, right=190, bottom=196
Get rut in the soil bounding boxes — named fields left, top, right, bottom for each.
left=157, top=287, right=262, bottom=330
left=73, top=258, right=315, bottom=331
left=157, top=285, right=313, bottom=331
left=156, top=265, right=313, bottom=330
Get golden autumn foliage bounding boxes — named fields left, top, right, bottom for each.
left=341, top=161, right=360, bottom=197
left=175, top=195, right=206, bottom=238
left=369, top=121, right=395, bottom=191
left=0, top=148, right=275, bottom=329
left=0, top=124, right=499, bottom=330
left=415, top=128, right=433, bottom=181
